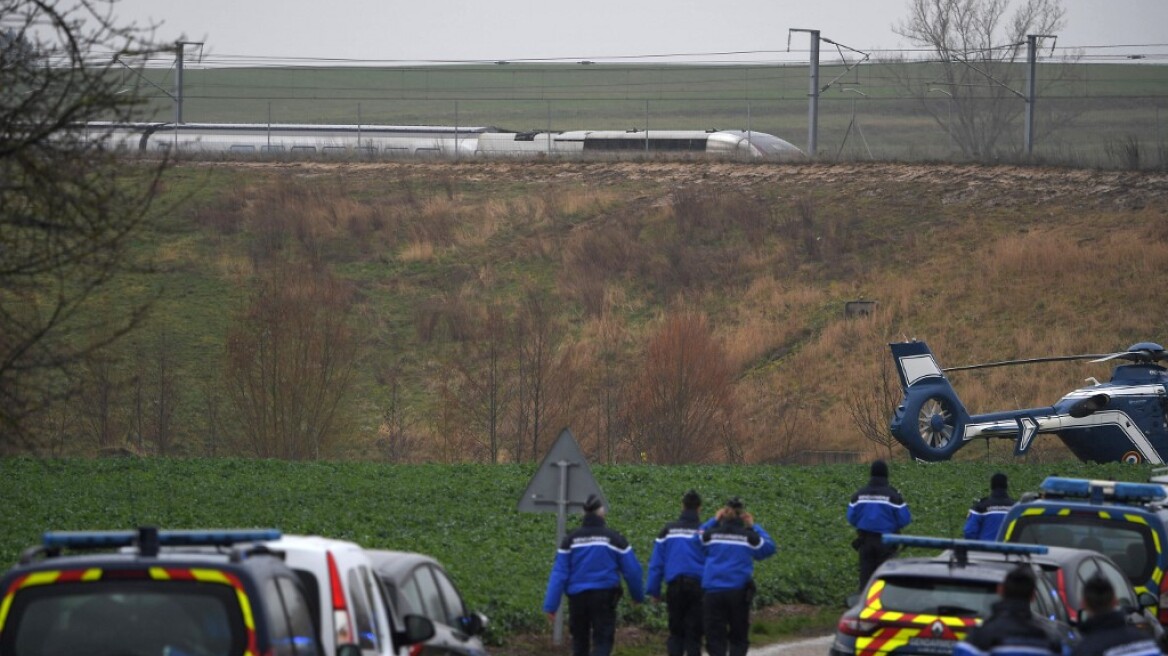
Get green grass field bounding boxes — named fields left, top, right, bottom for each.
left=0, top=457, right=1149, bottom=645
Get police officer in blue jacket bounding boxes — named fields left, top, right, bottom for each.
left=543, top=494, right=645, bottom=656
left=847, top=460, right=912, bottom=591
left=700, top=496, right=776, bottom=656
left=953, top=564, right=1068, bottom=656
left=963, top=472, right=1016, bottom=541
left=647, top=489, right=706, bottom=656
left=1071, top=576, right=1162, bottom=656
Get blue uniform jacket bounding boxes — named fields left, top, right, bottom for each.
left=542, top=514, right=645, bottom=613
left=700, top=518, right=776, bottom=592
left=646, top=509, right=705, bottom=598
left=847, top=476, right=912, bottom=535
left=1070, top=610, right=1160, bottom=656
left=952, top=599, right=1069, bottom=656
left=962, top=491, right=1016, bottom=541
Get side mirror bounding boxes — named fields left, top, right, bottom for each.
left=459, top=611, right=489, bottom=636
left=336, top=645, right=362, bottom=656
left=845, top=593, right=861, bottom=608
left=1137, top=591, right=1158, bottom=609
left=397, top=613, right=436, bottom=646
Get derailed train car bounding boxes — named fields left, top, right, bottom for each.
left=87, top=121, right=493, bottom=157
left=476, top=128, right=805, bottom=160
left=83, top=122, right=805, bottom=160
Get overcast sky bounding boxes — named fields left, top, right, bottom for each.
left=110, top=0, right=1168, bottom=65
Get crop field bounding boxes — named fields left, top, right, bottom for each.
left=0, top=457, right=1148, bottom=644
left=120, top=61, right=1168, bottom=166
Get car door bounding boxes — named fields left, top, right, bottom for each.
left=347, top=564, right=395, bottom=656
left=430, top=566, right=479, bottom=648
left=401, top=565, right=460, bottom=656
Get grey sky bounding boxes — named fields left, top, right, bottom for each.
left=112, top=0, right=1168, bottom=65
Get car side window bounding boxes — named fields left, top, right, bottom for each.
left=1032, top=574, right=1067, bottom=623
left=400, top=575, right=424, bottom=616
left=262, top=579, right=298, bottom=656
left=431, top=566, right=467, bottom=627
left=278, top=577, right=322, bottom=656
left=357, top=566, right=389, bottom=652
left=1094, top=558, right=1138, bottom=609
left=1076, top=558, right=1101, bottom=609
left=412, top=567, right=447, bottom=624
left=347, top=569, right=379, bottom=651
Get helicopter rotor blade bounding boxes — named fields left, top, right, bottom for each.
left=943, top=354, right=1114, bottom=372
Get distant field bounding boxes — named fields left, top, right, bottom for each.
left=121, top=62, right=1168, bottom=166
left=0, top=458, right=1145, bottom=640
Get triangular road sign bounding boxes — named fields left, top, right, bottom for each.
left=517, top=427, right=605, bottom=513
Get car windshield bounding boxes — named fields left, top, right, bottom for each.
left=1009, top=517, right=1154, bottom=582
left=2, top=580, right=247, bottom=656
left=875, top=575, right=998, bottom=617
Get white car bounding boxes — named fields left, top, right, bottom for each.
left=265, top=535, right=435, bottom=656
left=365, top=549, right=490, bottom=656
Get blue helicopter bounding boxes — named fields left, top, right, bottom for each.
left=888, top=340, right=1168, bottom=463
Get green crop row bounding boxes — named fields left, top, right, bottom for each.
left=0, top=457, right=1149, bottom=638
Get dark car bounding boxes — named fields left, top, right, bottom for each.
left=830, top=536, right=1078, bottom=656
left=957, top=544, right=1163, bottom=645
left=0, top=527, right=361, bottom=656
left=1000, top=476, right=1168, bottom=625
left=364, top=549, right=489, bottom=656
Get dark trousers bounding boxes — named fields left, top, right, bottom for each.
left=856, top=531, right=895, bottom=591
left=703, top=586, right=752, bottom=656
left=568, top=588, right=619, bottom=656
left=665, top=577, right=704, bottom=656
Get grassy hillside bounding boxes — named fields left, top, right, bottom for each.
left=0, top=457, right=1149, bottom=641
left=24, top=160, right=1168, bottom=465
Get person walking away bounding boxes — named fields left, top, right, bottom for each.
left=847, top=459, right=912, bottom=591
left=701, top=497, right=776, bottom=656
left=963, top=472, right=1016, bottom=541
left=1071, top=576, right=1162, bottom=656
left=647, top=489, right=706, bottom=656
left=543, top=494, right=645, bottom=656
left=953, top=564, right=1069, bottom=656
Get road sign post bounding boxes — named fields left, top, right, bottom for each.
left=517, top=428, right=605, bottom=646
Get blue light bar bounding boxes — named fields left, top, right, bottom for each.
left=1039, top=477, right=1166, bottom=502
left=43, top=528, right=282, bottom=550
left=884, top=534, right=1048, bottom=555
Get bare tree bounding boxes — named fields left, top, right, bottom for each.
left=78, top=355, right=123, bottom=452
left=628, top=310, right=736, bottom=464
left=846, top=345, right=903, bottom=459
left=584, top=316, right=631, bottom=464
left=149, top=326, right=178, bottom=455
left=513, top=290, right=563, bottom=462
left=376, top=367, right=418, bottom=463
left=893, top=0, right=1068, bottom=159
left=447, top=303, right=513, bottom=463
left=0, top=0, right=169, bottom=445
left=225, top=262, right=361, bottom=460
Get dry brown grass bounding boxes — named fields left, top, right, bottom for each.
left=151, top=161, right=1168, bottom=463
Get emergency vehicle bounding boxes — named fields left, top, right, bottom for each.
left=1000, top=476, right=1168, bottom=625
left=0, top=527, right=361, bottom=656
left=830, top=536, right=1077, bottom=656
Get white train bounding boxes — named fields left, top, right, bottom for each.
left=84, top=122, right=805, bottom=160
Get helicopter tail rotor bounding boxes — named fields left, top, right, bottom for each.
left=889, top=341, right=971, bottom=461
